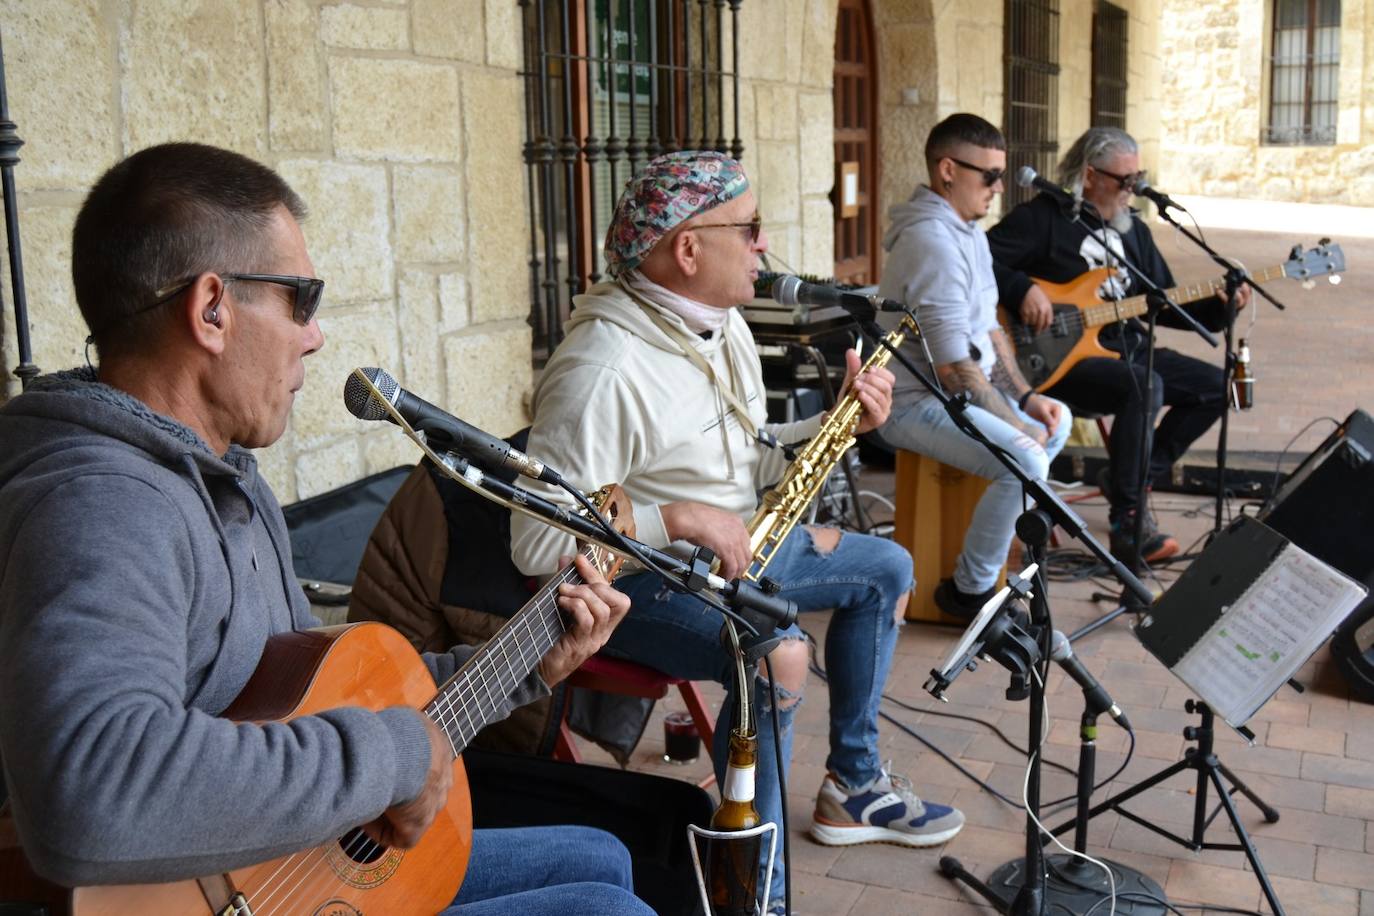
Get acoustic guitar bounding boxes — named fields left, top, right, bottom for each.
left=0, top=485, right=633, bottom=916
left=1002, top=241, right=1346, bottom=392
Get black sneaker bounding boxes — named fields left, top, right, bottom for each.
left=1109, top=510, right=1179, bottom=565
left=933, top=579, right=998, bottom=622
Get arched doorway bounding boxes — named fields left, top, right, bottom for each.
left=832, top=0, right=879, bottom=285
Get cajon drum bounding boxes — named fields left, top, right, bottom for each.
left=893, top=450, right=1006, bottom=624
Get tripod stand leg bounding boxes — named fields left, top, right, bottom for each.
left=1207, top=766, right=1286, bottom=916
left=1215, top=761, right=1281, bottom=823
left=938, top=856, right=1011, bottom=915
left=1049, top=755, right=1194, bottom=838
left=1066, top=603, right=1131, bottom=644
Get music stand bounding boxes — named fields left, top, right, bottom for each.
left=1047, top=515, right=1368, bottom=915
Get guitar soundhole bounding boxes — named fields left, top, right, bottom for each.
left=337, top=827, right=388, bottom=865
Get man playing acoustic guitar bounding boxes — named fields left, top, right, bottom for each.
left=0, top=142, right=650, bottom=915
left=989, top=126, right=1250, bottom=564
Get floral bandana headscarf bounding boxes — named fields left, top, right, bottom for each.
left=603, top=150, right=750, bottom=278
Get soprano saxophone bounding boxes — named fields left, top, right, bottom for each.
left=743, top=313, right=919, bottom=582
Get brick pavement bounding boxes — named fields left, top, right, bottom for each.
left=572, top=482, right=1373, bottom=914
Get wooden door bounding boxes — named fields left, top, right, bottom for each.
left=833, top=0, right=879, bottom=285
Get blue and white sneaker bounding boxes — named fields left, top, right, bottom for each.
left=809, top=766, right=965, bottom=847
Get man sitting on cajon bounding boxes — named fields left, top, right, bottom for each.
left=876, top=114, right=1071, bottom=619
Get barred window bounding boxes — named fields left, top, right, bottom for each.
left=520, top=0, right=743, bottom=359
left=1265, top=0, right=1340, bottom=145
left=1091, top=0, right=1128, bottom=131
left=1004, top=0, right=1061, bottom=212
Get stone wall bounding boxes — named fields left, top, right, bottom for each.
left=872, top=0, right=1165, bottom=224
left=0, top=0, right=1182, bottom=507
left=874, top=0, right=940, bottom=230
left=0, top=0, right=530, bottom=503
left=734, top=0, right=839, bottom=277
left=1159, top=0, right=1374, bottom=204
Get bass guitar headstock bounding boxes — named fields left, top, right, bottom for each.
left=581, top=484, right=636, bottom=582
left=1285, top=238, right=1346, bottom=290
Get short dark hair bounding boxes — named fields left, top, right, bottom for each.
left=72, top=142, right=307, bottom=359
left=924, top=113, right=1006, bottom=171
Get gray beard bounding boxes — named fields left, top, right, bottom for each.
left=1108, top=210, right=1134, bottom=234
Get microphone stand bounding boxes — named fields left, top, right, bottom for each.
left=843, top=299, right=1152, bottom=915
left=1054, top=200, right=1218, bottom=644
left=432, top=449, right=799, bottom=632
left=350, top=367, right=799, bottom=914
left=0, top=29, right=37, bottom=390
left=1149, top=204, right=1288, bottom=541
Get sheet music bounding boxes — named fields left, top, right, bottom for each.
left=1172, top=544, right=1367, bottom=727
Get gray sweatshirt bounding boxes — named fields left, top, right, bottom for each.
left=876, top=186, right=1000, bottom=398
left=0, top=368, right=543, bottom=887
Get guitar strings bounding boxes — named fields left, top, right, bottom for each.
left=243, top=546, right=601, bottom=912
left=1020, top=266, right=1282, bottom=347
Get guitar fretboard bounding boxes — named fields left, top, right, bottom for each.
left=421, top=547, right=593, bottom=753
left=1081, top=262, right=1290, bottom=329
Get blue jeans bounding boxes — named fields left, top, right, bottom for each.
left=881, top=391, right=1071, bottom=593
left=442, top=826, right=652, bottom=915
left=607, top=527, right=911, bottom=904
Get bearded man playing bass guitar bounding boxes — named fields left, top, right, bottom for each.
left=509, top=151, right=965, bottom=916
left=0, top=142, right=649, bottom=916
left=988, top=126, right=1250, bottom=564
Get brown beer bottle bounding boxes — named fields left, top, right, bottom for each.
left=705, top=729, right=764, bottom=915
left=1232, top=338, right=1254, bottom=410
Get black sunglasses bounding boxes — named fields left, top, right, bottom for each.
left=949, top=157, right=1006, bottom=187
left=1092, top=166, right=1148, bottom=192
left=690, top=212, right=763, bottom=244
left=152, top=273, right=326, bottom=325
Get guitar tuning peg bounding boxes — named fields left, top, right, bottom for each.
left=1329, top=275, right=1342, bottom=285
left=1302, top=279, right=1316, bottom=290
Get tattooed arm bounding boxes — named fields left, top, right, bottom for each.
left=990, top=326, right=1062, bottom=439
left=987, top=326, right=1034, bottom=400
left=934, top=356, right=1046, bottom=446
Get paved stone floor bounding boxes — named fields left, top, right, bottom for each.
left=588, top=482, right=1372, bottom=915
left=572, top=220, right=1374, bottom=914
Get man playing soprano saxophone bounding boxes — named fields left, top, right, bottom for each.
left=510, top=151, right=965, bottom=915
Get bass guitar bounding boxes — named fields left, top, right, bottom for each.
left=1002, top=240, right=1346, bottom=391
left=0, top=485, right=633, bottom=916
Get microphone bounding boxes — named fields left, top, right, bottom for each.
left=771, top=275, right=906, bottom=316
left=1134, top=180, right=1184, bottom=213
left=1015, top=166, right=1076, bottom=208
left=1050, top=631, right=1131, bottom=729
left=344, top=367, right=560, bottom=484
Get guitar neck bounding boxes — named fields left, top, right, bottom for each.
left=1081, top=262, right=1287, bottom=329
left=422, top=547, right=589, bottom=751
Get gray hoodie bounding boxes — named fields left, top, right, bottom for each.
left=0, top=368, right=539, bottom=886
left=876, top=186, right=1000, bottom=397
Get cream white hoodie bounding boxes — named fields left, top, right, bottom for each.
left=510, top=281, right=823, bottom=576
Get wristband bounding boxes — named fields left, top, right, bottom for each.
left=1017, top=390, right=1036, bottom=412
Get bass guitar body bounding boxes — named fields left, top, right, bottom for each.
left=1, top=623, right=471, bottom=916
left=1000, top=267, right=1119, bottom=392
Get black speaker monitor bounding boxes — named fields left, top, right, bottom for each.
left=1261, top=409, right=1374, bottom=701
left=1260, top=408, right=1374, bottom=585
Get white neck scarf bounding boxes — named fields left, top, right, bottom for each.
left=620, top=269, right=732, bottom=334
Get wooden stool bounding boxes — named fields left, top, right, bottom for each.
left=892, top=450, right=1006, bottom=624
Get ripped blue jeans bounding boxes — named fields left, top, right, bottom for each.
left=881, top=391, right=1072, bottom=594
left=605, top=527, right=911, bottom=904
